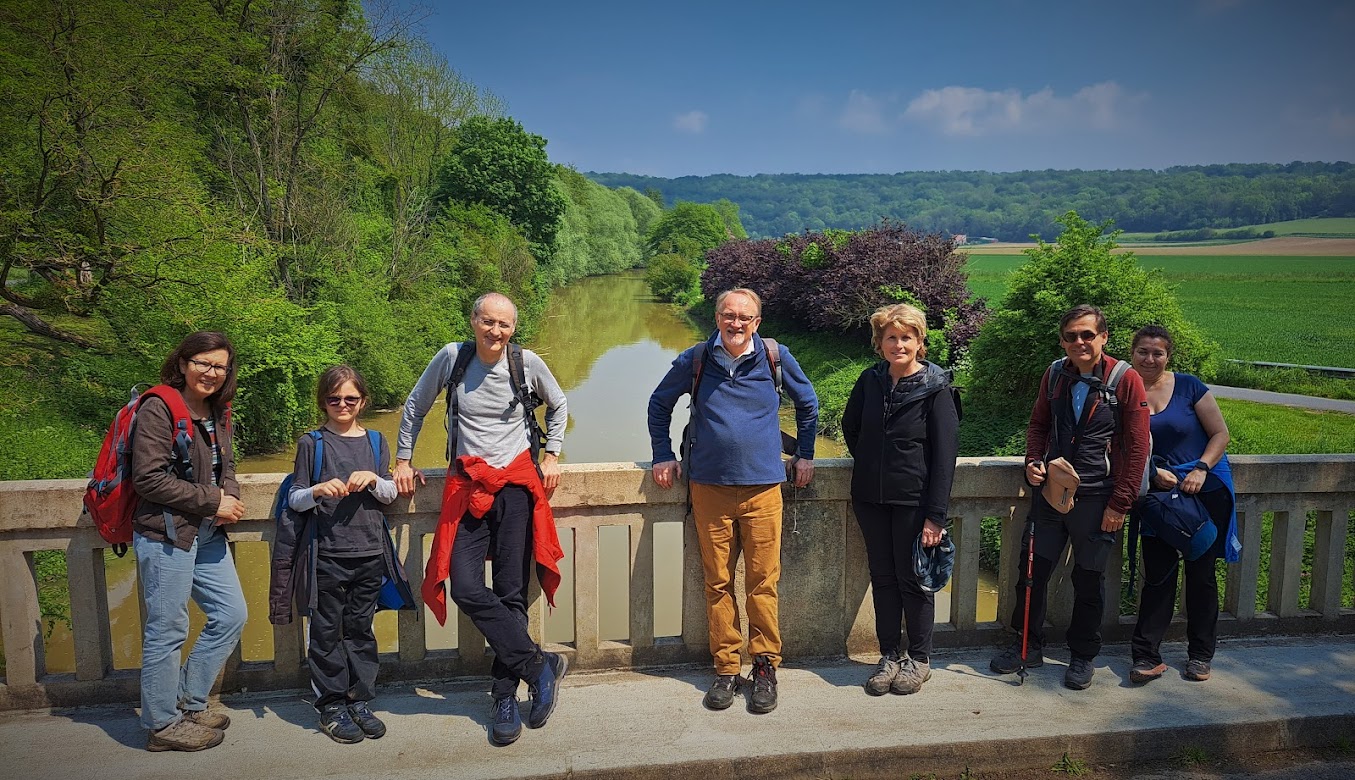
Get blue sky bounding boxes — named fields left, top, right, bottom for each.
left=406, top=0, right=1355, bottom=176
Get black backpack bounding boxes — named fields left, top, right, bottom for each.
left=444, top=342, right=548, bottom=467
left=1045, top=357, right=1151, bottom=499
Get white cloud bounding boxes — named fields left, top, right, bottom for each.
left=902, top=82, right=1144, bottom=136
left=673, top=110, right=708, bottom=134
left=838, top=89, right=891, bottom=134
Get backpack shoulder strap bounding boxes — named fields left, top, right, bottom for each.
left=308, top=430, right=324, bottom=483
left=690, top=341, right=709, bottom=399
left=761, top=337, right=783, bottom=393
left=142, top=385, right=196, bottom=476
left=443, top=341, right=477, bottom=461
left=1045, top=358, right=1066, bottom=400
left=506, top=343, right=536, bottom=411
left=446, top=341, right=477, bottom=393
left=366, top=429, right=381, bottom=467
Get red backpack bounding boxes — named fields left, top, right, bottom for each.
left=84, top=385, right=195, bottom=556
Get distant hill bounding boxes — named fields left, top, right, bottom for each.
left=587, top=163, right=1355, bottom=241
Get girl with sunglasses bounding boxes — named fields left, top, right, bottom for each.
left=269, top=365, right=402, bottom=744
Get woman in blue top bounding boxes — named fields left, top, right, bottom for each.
left=1128, top=325, right=1241, bottom=685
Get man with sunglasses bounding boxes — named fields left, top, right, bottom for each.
left=394, top=292, right=569, bottom=746
left=989, top=304, right=1151, bottom=690
left=647, top=287, right=819, bottom=714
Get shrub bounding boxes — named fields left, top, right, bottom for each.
left=967, top=211, right=1216, bottom=408
left=646, top=253, right=703, bottom=306
left=701, top=223, right=988, bottom=360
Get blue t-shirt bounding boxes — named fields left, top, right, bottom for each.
left=1148, top=373, right=1213, bottom=466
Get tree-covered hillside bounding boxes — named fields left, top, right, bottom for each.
left=589, top=163, right=1355, bottom=240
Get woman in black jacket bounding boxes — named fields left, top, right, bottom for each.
left=842, top=303, right=960, bottom=696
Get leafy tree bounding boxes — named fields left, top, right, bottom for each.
left=967, top=211, right=1216, bottom=407
left=432, top=116, right=566, bottom=257
left=615, top=187, right=663, bottom=252
left=646, top=201, right=738, bottom=262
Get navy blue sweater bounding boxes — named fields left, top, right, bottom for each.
left=648, top=332, right=819, bottom=485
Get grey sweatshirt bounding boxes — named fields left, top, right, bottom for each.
left=397, top=342, right=567, bottom=468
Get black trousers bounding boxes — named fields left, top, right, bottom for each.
left=310, top=553, right=384, bottom=709
left=853, top=502, right=935, bottom=662
left=1130, top=535, right=1220, bottom=664
left=448, top=485, right=545, bottom=700
left=1007, top=493, right=1113, bottom=661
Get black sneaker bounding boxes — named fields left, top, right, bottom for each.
left=1183, top=659, right=1212, bottom=681
left=1064, top=657, right=1095, bottom=690
left=748, top=655, right=778, bottom=714
left=526, top=651, right=568, bottom=729
left=318, top=703, right=364, bottom=744
left=490, top=696, right=522, bottom=746
left=990, top=638, right=1043, bottom=675
left=347, top=700, right=386, bottom=739
left=703, top=674, right=742, bottom=710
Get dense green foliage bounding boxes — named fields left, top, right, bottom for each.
left=433, top=116, right=567, bottom=258
left=590, top=163, right=1355, bottom=240
left=645, top=254, right=704, bottom=307
left=0, top=0, right=649, bottom=474
left=967, top=213, right=1215, bottom=405
left=643, top=201, right=747, bottom=304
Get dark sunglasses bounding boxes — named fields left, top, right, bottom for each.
left=325, top=395, right=363, bottom=407
left=1061, top=329, right=1102, bottom=343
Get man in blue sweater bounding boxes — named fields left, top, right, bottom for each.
left=648, top=288, right=819, bottom=714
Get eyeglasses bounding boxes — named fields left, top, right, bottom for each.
left=325, top=395, right=363, bottom=407
left=1061, top=329, right=1102, bottom=343
left=187, top=358, right=230, bottom=375
left=718, top=312, right=758, bottom=325
left=477, top=316, right=515, bottom=331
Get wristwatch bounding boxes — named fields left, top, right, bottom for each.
left=1192, top=460, right=1211, bottom=473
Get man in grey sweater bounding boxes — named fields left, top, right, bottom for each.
left=395, top=292, right=568, bottom=746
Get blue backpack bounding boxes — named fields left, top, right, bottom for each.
left=271, top=429, right=414, bottom=612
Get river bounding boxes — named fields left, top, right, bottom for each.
left=41, top=272, right=995, bottom=672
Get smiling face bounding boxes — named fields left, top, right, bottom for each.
left=179, top=349, right=231, bottom=405
left=1060, top=314, right=1108, bottom=373
left=472, top=295, right=517, bottom=363
left=1131, top=336, right=1171, bottom=383
left=715, top=291, right=761, bottom=355
left=880, top=324, right=923, bottom=376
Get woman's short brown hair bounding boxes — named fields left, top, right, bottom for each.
left=869, top=303, right=928, bottom=359
left=160, top=331, right=237, bottom=409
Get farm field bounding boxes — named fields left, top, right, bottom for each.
left=965, top=253, right=1355, bottom=368
left=1117, top=217, right=1355, bottom=242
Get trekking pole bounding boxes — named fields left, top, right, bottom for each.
left=1018, top=513, right=1036, bottom=686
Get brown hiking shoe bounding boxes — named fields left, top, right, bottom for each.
left=146, top=718, right=224, bottom=752
left=182, top=708, right=231, bottom=730
left=1184, top=659, right=1212, bottom=681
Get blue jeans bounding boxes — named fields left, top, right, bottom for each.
left=134, top=528, right=247, bottom=730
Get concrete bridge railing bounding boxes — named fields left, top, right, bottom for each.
left=1, top=455, right=1351, bottom=711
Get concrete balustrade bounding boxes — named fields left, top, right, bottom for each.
left=1, top=455, right=1351, bottom=711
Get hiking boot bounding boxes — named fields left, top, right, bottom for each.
left=1129, top=660, right=1168, bottom=684
left=347, top=701, right=386, bottom=739
left=1064, top=657, right=1095, bottom=690
left=748, top=654, right=778, bottom=714
left=526, top=651, right=568, bottom=729
left=990, top=638, right=1043, bottom=675
left=864, top=654, right=901, bottom=696
left=318, top=703, right=365, bottom=744
left=490, top=696, right=522, bottom=746
left=146, top=718, right=224, bottom=752
left=891, top=657, right=932, bottom=695
left=182, top=708, right=230, bottom=731
left=704, top=674, right=742, bottom=710
left=1184, top=659, right=1212, bottom=681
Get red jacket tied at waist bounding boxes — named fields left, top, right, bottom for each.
left=422, top=450, right=563, bottom=626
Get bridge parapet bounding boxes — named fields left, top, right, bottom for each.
left=1, top=455, right=1351, bottom=710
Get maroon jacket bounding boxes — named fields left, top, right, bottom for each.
left=130, top=391, right=238, bottom=551
left=1025, top=354, right=1151, bottom=515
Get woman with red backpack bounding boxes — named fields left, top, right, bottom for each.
left=131, top=331, right=247, bottom=752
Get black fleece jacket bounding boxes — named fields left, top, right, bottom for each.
left=841, top=361, right=960, bottom=521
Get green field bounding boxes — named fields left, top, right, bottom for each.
left=1118, top=217, right=1355, bottom=242
left=966, top=254, right=1355, bottom=368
